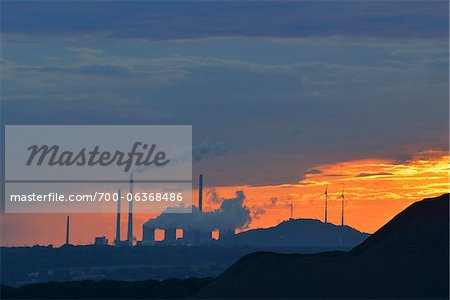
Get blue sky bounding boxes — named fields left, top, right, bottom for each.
left=1, top=1, right=448, bottom=186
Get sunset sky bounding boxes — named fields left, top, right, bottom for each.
left=1, top=150, right=447, bottom=246
left=1, top=2, right=449, bottom=246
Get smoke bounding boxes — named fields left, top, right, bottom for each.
left=193, top=140, right=227, bottom=161
left=133, top=140, right=227, bottom=174
left=252, top=207, right=265, bottom=220
left=144, top=191, right=251, bottom=231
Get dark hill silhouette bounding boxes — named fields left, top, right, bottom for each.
left=0, top=220, right=367, bottom=287
left=232, top=219, right=368, bottom=248
left=1, top=278, right=213, bottom=299
left=2, top=194, right=448, bottom=299
left=351, top=194, right=448, bottom=257
left=197, top=194, right=449, bottom=299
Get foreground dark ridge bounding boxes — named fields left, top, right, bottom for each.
left=1, top=278, right=214, bottom=299
left=1, top=245, right=359, bottom=286
left=1, top=218, right=368, bottom=286
left=2, top=194, right=448, bottom=299
left=196, top=193, right=449, bottom=299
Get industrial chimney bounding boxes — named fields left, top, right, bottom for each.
left=198, top=174, right=203, bottom=212
left=115, top=189, right=121, bottom=246
left=65, top=216, right=70, bottom=245
left=127, top=173, right=134, bottom=245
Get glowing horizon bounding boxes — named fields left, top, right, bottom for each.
left=0, top=149, right=448, bottom=247
left=208, top=149, right=449, bottom=234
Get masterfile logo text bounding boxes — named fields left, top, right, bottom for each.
left=4, top=125, right=192, bottom=214
left=26, top=142, right=170, bottom=172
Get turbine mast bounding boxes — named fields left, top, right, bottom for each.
left=290, top=202, right=294, bottom=220
left=341, top=185, right=345, bottom=226
left=339, top=185, right=345, bottom=248
left=324, top=185, right=328, bottom=223
left=65, top=216, right=70, bottom=245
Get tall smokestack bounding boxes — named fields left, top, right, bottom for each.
left=198, top=174, right=203, bottom=212
left=65, top=216, right=70, bottom=245
left=127, top=173, right=134, bottom=244
left=115, top=189, right=121, bottom=245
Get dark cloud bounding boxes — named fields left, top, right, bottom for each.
left=356, top=172, right=394, bottom=178
left=1, top=2, right=448, bottom=40
left=13, top=64, right=133, bottom=78
left=193, top=141, right=227, bottom=161
left=305, top=169, right=323, bottom=175
left=1, top=2, right=448, bottom=188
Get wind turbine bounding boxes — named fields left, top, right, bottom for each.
left=340, top=185, right=345, bottom=226
left=324, top=185, right=328, bottom=223
left=339, top=184, right=345, bottom=248
left=290, top=202, right=294, bottom=220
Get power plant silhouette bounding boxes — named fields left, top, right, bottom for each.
left=140, top=177, right=349, bottom=246
left=141, top=174, right=240, bottom=245
left=64, top=174, right=349, bottom=247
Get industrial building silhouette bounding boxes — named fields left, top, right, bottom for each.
left=98, top=173, right=348, bottom=247
left=141, top=174, right=238, bottom=245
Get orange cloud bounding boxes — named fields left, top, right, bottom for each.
left=1, top=150, right=448, bottom=246
left=204, top=150, right=449, bottom=234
